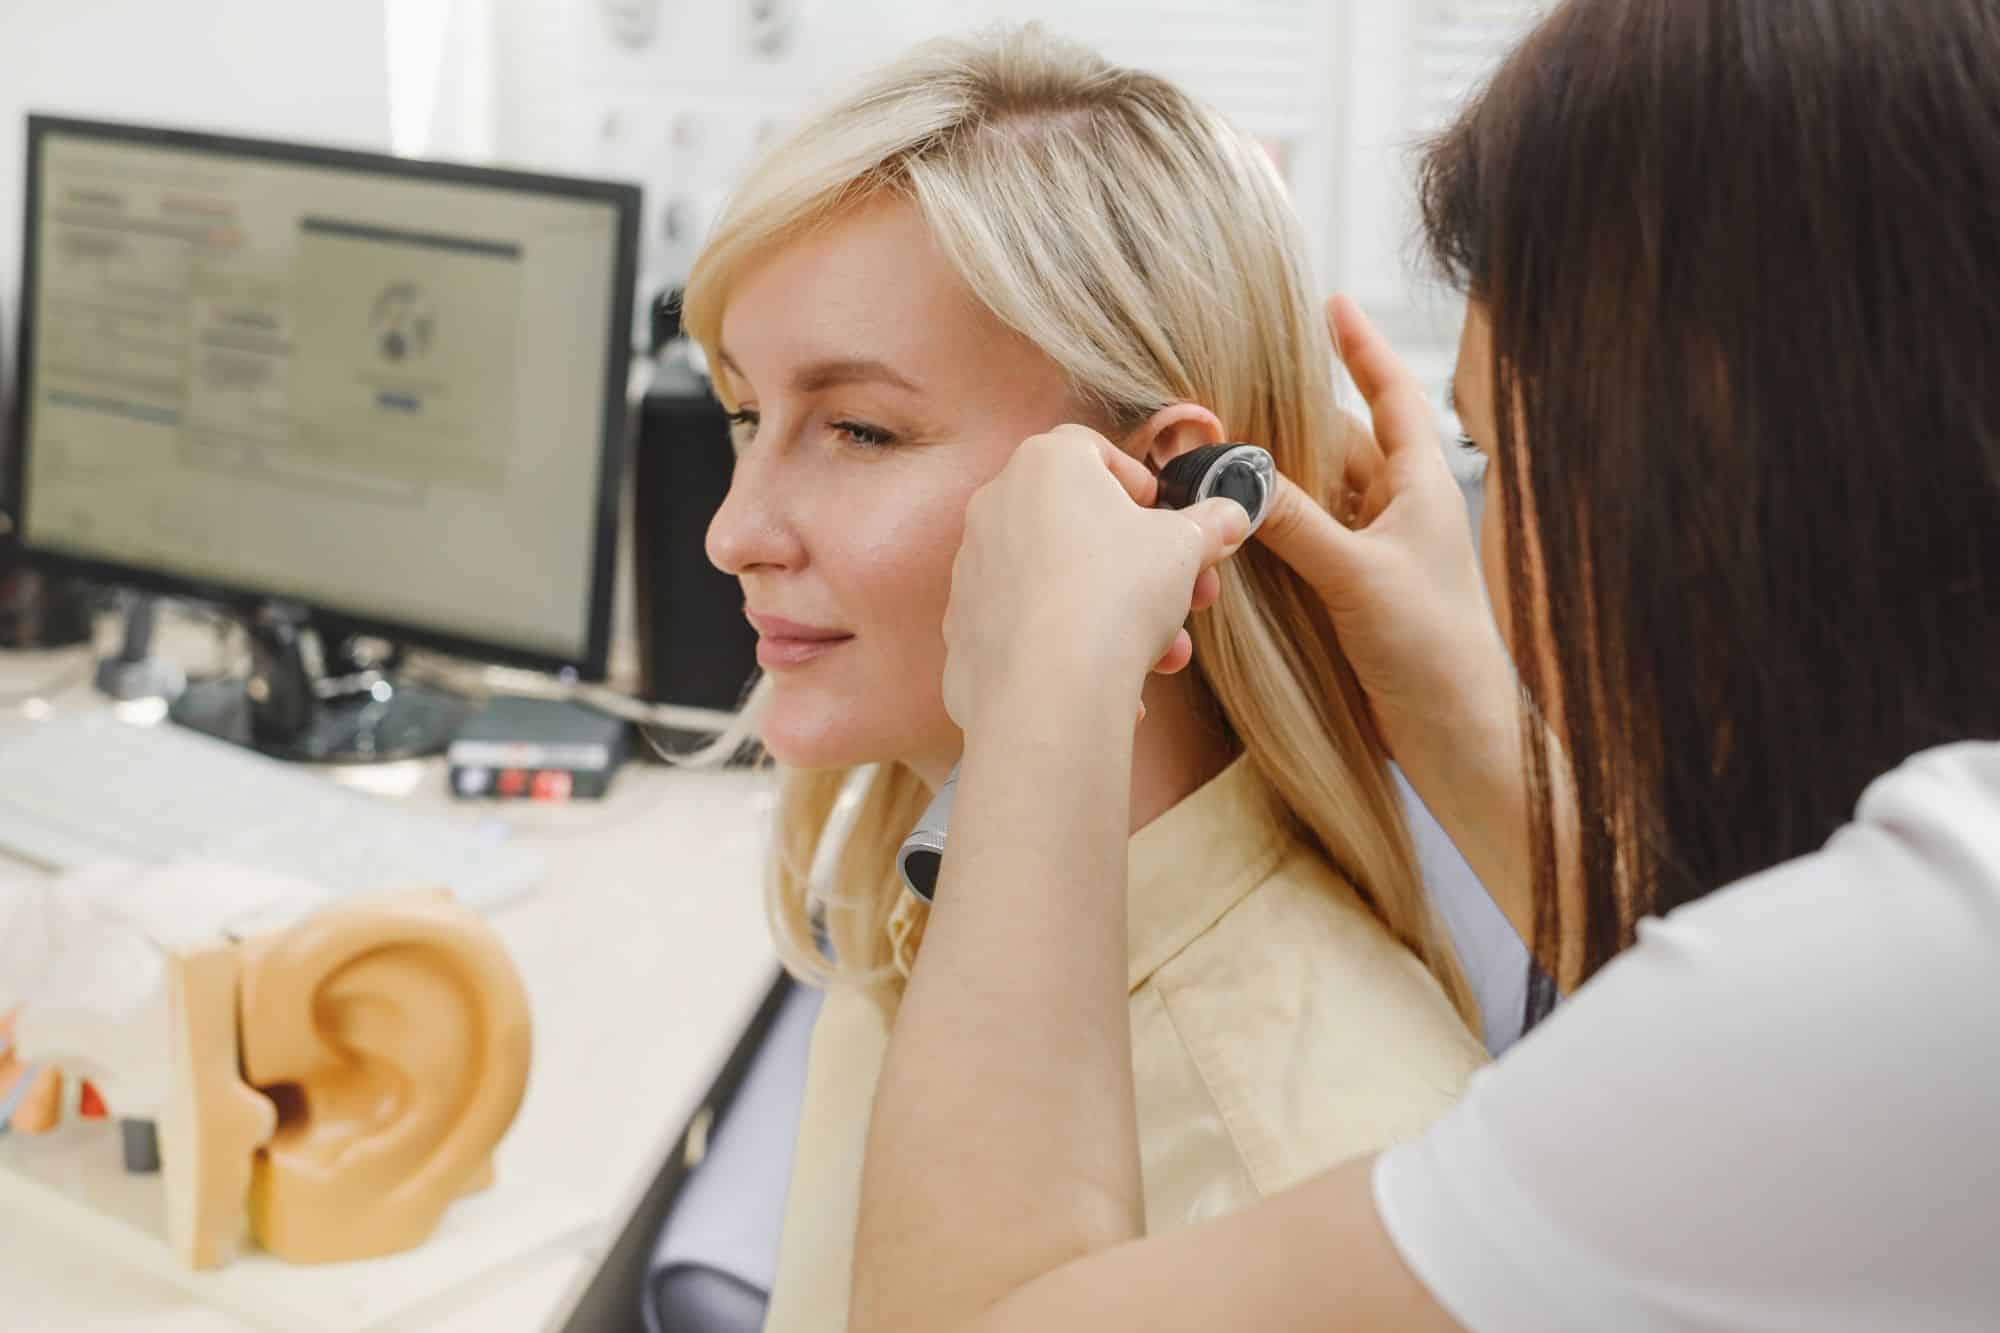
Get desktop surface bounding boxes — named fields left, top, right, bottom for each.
left=0, top=710, right=546, bottom=909
left=0, top=632, right=779, bottom=1333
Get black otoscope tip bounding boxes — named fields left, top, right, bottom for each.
left=1154, top=443, right=1274, bottom=532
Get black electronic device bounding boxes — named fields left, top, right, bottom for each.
left=631, top=335, right=759, bottom=756
left=0, top=289, right=94, bottom=651
left=11, top=115, right=641, bottom=761
left=447, top=696, right=629, bottom=801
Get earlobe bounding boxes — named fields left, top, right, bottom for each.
left=1128, top=402, right=1227, bottom=473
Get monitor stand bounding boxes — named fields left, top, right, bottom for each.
left=95, top=595, right=187, bottom=703
left=169, top=603, right=470, bottom=764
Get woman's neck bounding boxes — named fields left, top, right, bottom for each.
left=910, top=668, right=1234, bottom=836
left=1129, top=668, right=1236, bottom=831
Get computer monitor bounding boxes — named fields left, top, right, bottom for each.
left=11, top=115, right=639, bottom=760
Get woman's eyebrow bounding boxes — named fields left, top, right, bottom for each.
left=790, top=357, right=924, bottom=397
left=715, top=346, right=925, bottom=398
left=715, top=345, right=748, bottom=396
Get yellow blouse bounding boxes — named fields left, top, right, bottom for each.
left=762, top=757, right=1488, bottom=1332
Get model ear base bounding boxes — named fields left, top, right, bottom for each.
left=160, top=941, right=279, bottom=1271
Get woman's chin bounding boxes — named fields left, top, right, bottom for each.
left=755, top=681, right=954, bottom=772
left=756, top=703, right=884, bottom=770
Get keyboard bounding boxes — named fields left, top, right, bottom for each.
left=0, top=712, right=543, bottom=911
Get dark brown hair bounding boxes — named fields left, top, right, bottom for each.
left=1421, top=0, right=2000, bottom=1018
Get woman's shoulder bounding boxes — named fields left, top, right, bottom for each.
left=1180, top=843, right=1481, bottom=1013
left=1374, top=744, right=2000, bottom=1330
left=1848, top=740, right=2000, bottom=871
left=1143, top=846, right=1487, bottom=1194
left=1661, top=739, right=2000, bottom=951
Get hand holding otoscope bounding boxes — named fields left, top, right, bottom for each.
left=898, top=442, right=1276, bottom=901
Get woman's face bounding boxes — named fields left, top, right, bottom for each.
left=1450, top=303, right=1513, bottom=645
left=1454, top=301, right=1560, bottom=712
left=705, top=198, right=1088, bottom=775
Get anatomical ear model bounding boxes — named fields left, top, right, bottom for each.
left=162, top=890, right=532, bottom=1268
left=5, top=871, right=530, bottom=1270
left=8, top=862, right=329, bottom=1131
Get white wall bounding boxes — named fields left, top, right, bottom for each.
left=445, top=0, right=1537, bottom=392
left=0, top=0, right=393, bottom=333
left=1326, top=0, right=1545, bottom=400
left=1, top=2, right=1530, bottom=409
left=466, top=0, right=1338, bottom=330
left=1330, top=2, right=1456, bottom=355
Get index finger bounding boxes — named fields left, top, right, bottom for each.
left=1092, top=433, right=1161, bottom=507
left=1327, top=294, right=1440, bottom=464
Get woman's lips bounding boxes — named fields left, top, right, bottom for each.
left=746, top=611, right=854, bottom=669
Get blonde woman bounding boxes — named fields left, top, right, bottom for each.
left=685, top=25, right=1486, bottom=1329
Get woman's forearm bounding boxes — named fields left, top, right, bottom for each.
left=853, top=661, right=1147, bottom=1331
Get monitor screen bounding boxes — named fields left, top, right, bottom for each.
left=13, top=117, right=637, bottom=675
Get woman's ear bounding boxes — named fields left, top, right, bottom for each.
left=1123, top=403, right=1226, bottom=474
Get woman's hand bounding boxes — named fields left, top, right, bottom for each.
left=1256, top=295, right=1516, bottom=773
left=941, top=425, right=1248, bottom=737
left=1260, top=296, right=1586, bottom=983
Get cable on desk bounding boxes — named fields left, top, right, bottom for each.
left=145, top=602, right=773, bottom=770
left=400, top=651, right=768, bottom=764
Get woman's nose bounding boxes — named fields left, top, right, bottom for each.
left=706, top=448, right=805, bottom=577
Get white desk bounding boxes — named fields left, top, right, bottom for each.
left=0, top=639, right=781, bottom=1333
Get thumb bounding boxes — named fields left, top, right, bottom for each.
left=1184, top=496, right=1251, bottom=562
left=1253, top=472, right=1363, bottom=592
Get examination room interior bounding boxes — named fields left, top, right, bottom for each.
left=0, top=3, right=1535, bottom=1332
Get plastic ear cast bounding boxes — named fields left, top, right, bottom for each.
left=155, top=891, right=531, bottom=1269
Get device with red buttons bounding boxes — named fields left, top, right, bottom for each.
left=447, top=697, right=629, bottom=802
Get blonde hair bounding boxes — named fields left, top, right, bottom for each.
left=684, top=24, right=1478, bottom=1025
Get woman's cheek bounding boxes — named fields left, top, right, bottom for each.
left=862, top=478, right=976, bottom=599
left=1480, top=470, right=1513, bottom=653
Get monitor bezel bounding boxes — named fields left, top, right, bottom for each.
left=11, top=113, right=640, bottom=682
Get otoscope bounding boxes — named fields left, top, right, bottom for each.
left=896, top=442, right=1277, bottom=902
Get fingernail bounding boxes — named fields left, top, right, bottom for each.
left=1222, top=506, right=1250, bottom=547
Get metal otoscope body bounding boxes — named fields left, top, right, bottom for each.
left=895, top=442, right=1275, bottom=902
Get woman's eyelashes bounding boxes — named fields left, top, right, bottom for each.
left=830, top=418, right=898, bottom=449
left=725, top=405, right=902, bottom=452
left=725, top=407, right=760, bottom=449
